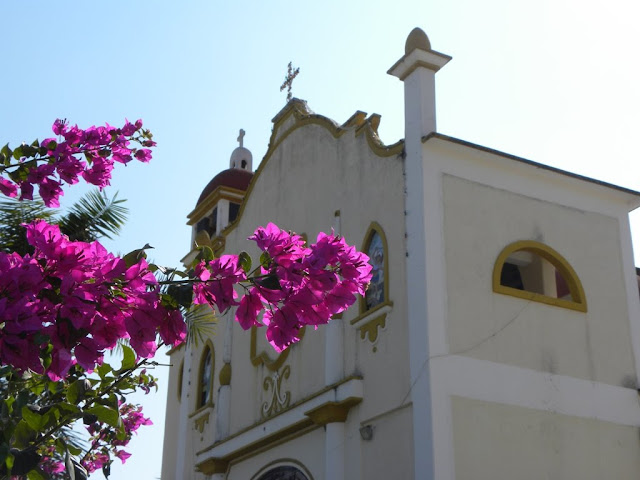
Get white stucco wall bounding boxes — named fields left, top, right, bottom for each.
left=451, top=396, right=640, bottom=480
left=442, top=173, right=636, bottom=385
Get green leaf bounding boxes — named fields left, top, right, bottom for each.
left=5, top=450, right=14, bottom=470
left=96, top=364, right=113, bottom=379
left=66, top=444, right=82, bottom=456
left=12, top=145, right=23, bottom=160
left=167, top=284, right=193, bottom=310
left=199, top=245, right=215, bottom=263
left=56, top=402, right=81, bottom=416
left=21, top=145, right=36, bottom=158
left=238, top=251, right=251, bottom=274
left=256, top=274, right=281, bottom=290
left=12, top=420, right=36, bottom=449
left=122, top=244, right=152, bottom=267
left=84, top=405, right=119, bottom=428
left=120, top=345, right=136, bottom=371
left=27, top=468, right=46, bottom=480
left=1, top=143, right=12, bottom=160
left=66, top=381, right=83, bottom=404
left=260, top=251, right=271, bottom=268
left=21, top=406, right=44, bottom=431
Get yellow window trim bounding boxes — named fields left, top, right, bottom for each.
left=492, top=240, right=587, bottom=312
left=195, top=340, right=215, bottom=411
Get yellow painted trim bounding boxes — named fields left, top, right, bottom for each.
left=194, top=340, right=215, bottom=411
left=250, top=326, right=306, bottom=372
left=197, top=457, right=229, bottom=475
left=194, top=411, right=210, bottom=434
left=197, top=421, right=317, bottom=476
left=204, top=102, right=404, bottom=246
left=359, top=222, right=391, bottom=314
left=304, top=397, right=362, bottom=425
left=188, top=186, right=248, bottom=225
left=359, top=313, right=387, bottom=343
left=219, top=362, right=231, bottom=386
left=250, top=459, right=315, bottom=480
left=196, top=375, right=363, bottom=456
left=492, top=240, right=587, bottom=312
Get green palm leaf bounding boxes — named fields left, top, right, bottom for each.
left=0, top=196, right=54, bottom=255
left=57, top=190, right=128, bottom=242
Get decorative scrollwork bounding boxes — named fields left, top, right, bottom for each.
left=261, top=365, right=291, bottom=418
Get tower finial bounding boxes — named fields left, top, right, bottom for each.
left=280, top=61, right=300, bottom=103
left=237, top=129, right=245, bottom=148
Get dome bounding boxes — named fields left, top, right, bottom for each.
left=196, top=168, right=254, bottom=205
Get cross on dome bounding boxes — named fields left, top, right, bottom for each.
left=229, top=129, right=253, bottom=172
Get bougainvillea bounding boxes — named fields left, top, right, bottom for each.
left=0, top=120, right=372, bottom=479
left=0, top=119, right=155, bottom=207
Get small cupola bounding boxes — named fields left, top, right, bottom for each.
left=186, top=129, right=255, bottom=253
left=229, top=129, right=253, bottom=172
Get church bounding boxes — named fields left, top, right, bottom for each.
left=161, top=28, right=640, bottom=479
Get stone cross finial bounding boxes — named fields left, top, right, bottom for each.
left=237, top=129, right=245, bottom=148
left=280, top=61, right=300, bottom=103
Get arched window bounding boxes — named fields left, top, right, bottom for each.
left=360, top=222, right=389, bottom=313
left=255, top=466, right=310, bottom=480
left=493, top=240, right=587, bottom=312
left=197, top=343, right=214, bottom=408
left=177, top=359, right=184, bottom=401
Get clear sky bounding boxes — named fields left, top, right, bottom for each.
left=2, top=1, right=639, bottom=478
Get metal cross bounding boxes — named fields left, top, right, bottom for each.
left=237, top=129, right=245, bottom=148
left=280, top=61, right=300, bottom=103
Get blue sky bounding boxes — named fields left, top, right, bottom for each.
left=2, top=1, right=640, bottom=478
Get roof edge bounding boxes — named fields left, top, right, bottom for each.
left=423, top=132, right=640, bottom=208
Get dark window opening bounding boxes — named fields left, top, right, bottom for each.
left=257, top=466, right=309, bottom=480
left=500, top=253, right=570, bottom=299
left=198, top=347, right=212, bottom=408
left=241, top=159, right=247, bottom=169
left=500, top=262, right=524, bottom=290
left=196, top=217, right=209, bottom=234
left=229, top=202, right=241, bottom=223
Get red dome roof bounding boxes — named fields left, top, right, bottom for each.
left=196, top=168, right=253, bottom=205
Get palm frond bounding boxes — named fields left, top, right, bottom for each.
left=57, top=190, right=128, bottom=242
left=0, top=196, right=54, bottom=255
left=185, top=305, right=217, bottom=347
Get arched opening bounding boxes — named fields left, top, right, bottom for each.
left=197, top=343, right=214, bottom=408
left=493, top=240, right=587, bottom=312
left=360, top=221, right=390, bottom=313
left=255, top=466, right=310, bottom=480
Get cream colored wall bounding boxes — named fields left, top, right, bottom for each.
left=442, top=173, right=636, bottom=386
left=227, top=428, right=325, bottom=479
left=356, top=404, right=414, bottom=480
left=451, top=396, right=640, bottom=480
left=204, top=118, right=410, bottom=473
left=161, top=348, right=183, bottom=479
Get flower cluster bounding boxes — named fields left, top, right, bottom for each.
left=83, top=402, right=152, bottom=474
left=193, top=223, right=373, bottom=351
left=0, top=119, right=155, bottom=207
left=0, top=220, right=185, bottom=380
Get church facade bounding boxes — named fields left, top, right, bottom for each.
left=161, top=29, right=640, bottom=479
